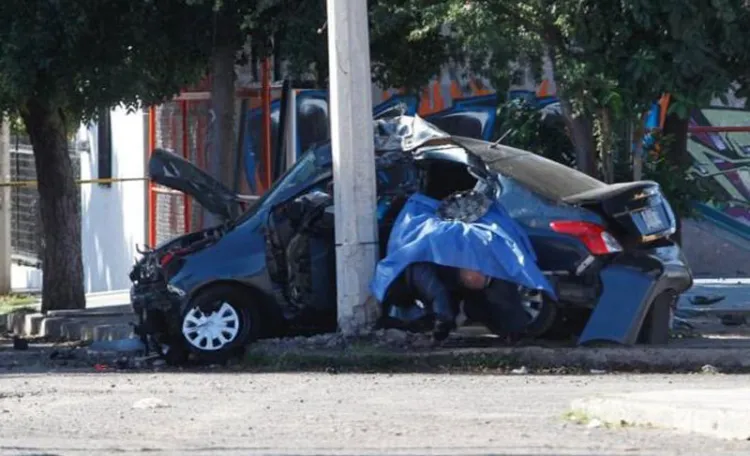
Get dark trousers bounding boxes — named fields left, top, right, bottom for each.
left=384, top=262, right=530, bottom=333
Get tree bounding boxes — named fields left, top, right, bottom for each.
left=0, top=1, right=214, bottom=311
left=572, top=0, right=750, bottom=167
left=417, top=0, right=750, bottom=180
left=267, top=0, right=451, bottom=93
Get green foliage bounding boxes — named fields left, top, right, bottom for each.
left=611, top=133, right=725, bottom=217
left=493, top=99, right=575, bottom=167
left=265, top=0, right=450, bottom=92
left=642, top=155, right=717, bottom=218
left=0, top=1, right=215, bottom=122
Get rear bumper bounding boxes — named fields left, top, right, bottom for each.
left=577, top=244, right=692, bottom=345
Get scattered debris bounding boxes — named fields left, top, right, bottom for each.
left=586, top=418, right=603, bottom=429
left=12, top=337, right=28, bottom=351
left=132, top=398, right=170, bottom=410
left=720, top=314, right=747, bottom=327
left=672, top=317, right=695, bottom=330
left=690, top=295, right=726, bottom=306
left=49, top=349, right=77, bottom=361
left=88, top=338, right=145, bottom=353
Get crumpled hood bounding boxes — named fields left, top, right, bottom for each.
left=370, top=193, right=555, bottom=302
left=148, top=148, right=241, bottom=221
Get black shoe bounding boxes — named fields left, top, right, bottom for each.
left=433, top=319, right=455, bottom=342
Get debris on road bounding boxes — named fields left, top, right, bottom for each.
left=690, top=295, right=726, bottom=306
left=12, top=337, right=28, bottom=351
left=720, top=314, right=747, bottom=326
left=586, top=418, right=604, bottom=429
left=132, top=398, right=170, bottom=410
left=87, top=338, right=145, bottom=353
left=700, top=364, right=720, bottom=374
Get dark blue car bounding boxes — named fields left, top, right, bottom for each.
left=130, top=116, right=692, bottom=363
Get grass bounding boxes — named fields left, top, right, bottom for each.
left=0, top=293, right=37, bottom=316
left=242, top=344, right=524, bottom=374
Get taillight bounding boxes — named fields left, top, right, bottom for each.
left=549, top=221, right=622, bottom=255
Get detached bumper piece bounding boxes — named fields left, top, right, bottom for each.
left=577, top=245, right=692, bottom=346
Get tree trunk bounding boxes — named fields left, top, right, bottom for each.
left=662, top=112, right=690, bottom=246
left=21, top=99, right=85, bottom=312
left=205, top=42, right=237, bottom=228
left=662, top=111, right=691, bottom=167
left=632, top=120, right=645, bottom=180
left=559, top=98, right=597, bottom=176
left=599, top=108, right=614, bottom=183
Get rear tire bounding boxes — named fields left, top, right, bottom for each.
left=522, top=292, right=558, bottom=338
left=177, top=284, right=260, bottom=364
left=638, top=293, right=673, bottom=345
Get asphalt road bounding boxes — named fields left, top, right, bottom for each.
left=0, top=372, right=749, bottom=456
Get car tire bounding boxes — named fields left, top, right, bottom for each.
left=177, top=284, right=260, bottom=363
left=638, top=292, right=673, bottom=345
left=481, top=291, right=558, bottom=339
left=523, top=294, right=558, bottom=338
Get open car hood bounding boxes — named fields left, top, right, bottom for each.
left=148, top=148, right=241, bottom=221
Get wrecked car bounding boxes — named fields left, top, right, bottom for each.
left=130, top=115, right=693, bottom=363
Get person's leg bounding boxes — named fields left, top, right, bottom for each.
left=404, top=262, right=456, bottom=340
left=481, top=279, right=531, bottom=336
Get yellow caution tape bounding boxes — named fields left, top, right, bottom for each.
left=0, top=176, right=148, bottom=188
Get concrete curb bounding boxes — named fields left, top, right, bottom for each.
left=1, top=307, right=136, bottom=342
left=571, top=389, right=750, bottom=440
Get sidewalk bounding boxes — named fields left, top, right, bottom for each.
left=571, top=388, right=750, bottom=440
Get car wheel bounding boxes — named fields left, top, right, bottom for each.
left=520, top=289, right=558, bottom=338
left=179, top=285, right=259, bottom=363
left=638, top=292, right=674, bottom=345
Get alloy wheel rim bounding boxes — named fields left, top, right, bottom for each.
left=520, top=289, right=543, bottom=322
left=181, top=302, right=241, bottom=351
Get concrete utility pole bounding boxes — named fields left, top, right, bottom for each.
left=326, top=0, right=380, bottom=335
left=0, top=118, right=11, bottom=294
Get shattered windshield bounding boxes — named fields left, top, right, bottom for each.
left=239, top=115, right=450, bottom=221
left=373, top=115, right=450, bottom=153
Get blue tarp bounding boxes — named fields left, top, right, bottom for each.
left=370, top=193, right=556, bottom=301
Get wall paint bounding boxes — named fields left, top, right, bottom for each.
left=78, top=107, right=146, bottom=293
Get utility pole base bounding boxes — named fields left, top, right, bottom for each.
left=335, top=242, right=381, bottom=336
left=0, top=118, right=11, bottom=295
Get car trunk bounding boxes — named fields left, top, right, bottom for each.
left=453, top=137, right=678, bottom=248
left=563, top=181, right=677, bottom=247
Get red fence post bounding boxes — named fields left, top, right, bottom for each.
left=147, top=106, right=157, bottom=247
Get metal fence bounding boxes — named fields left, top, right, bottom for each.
left=151, top=100, right=212, bottom=246
left=9, top=137, right=81, bottom=266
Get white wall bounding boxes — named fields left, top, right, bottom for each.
left=79, top=107, right=147, bottom=293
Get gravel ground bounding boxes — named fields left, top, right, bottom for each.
left=0, top=372, right=749, bottom=456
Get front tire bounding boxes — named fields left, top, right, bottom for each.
left=178, top=285, right=259, bottom=363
